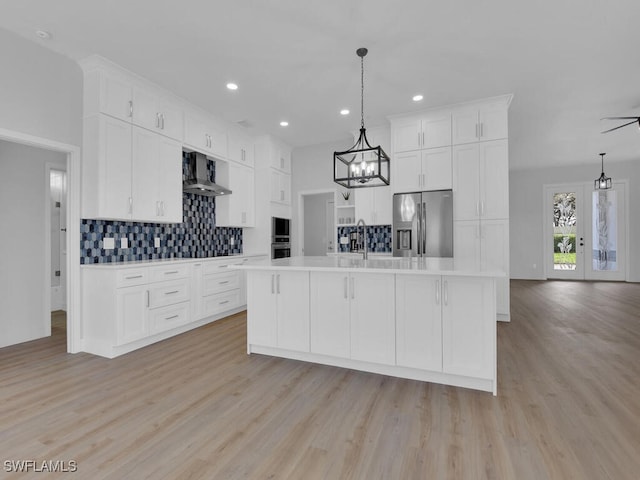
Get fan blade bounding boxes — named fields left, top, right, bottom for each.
left=601, top=120, right=639, bottom=133
left=601, top=116, right=640, bottom=120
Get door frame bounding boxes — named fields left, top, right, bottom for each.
left=46, top=164, right=68, bottom=312
left=543, top=180, right=629, bottom=282
left=297, top=189, right=337, bottom=256
left=0, top=127, right=81, bottom=353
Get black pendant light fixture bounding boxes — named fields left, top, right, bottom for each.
left=334, top=48, right=390, bottom=189
left=594, top=152, right=612, bottom=190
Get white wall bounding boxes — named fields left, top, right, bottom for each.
left=0, top=140, right=67, bottom=347
left=510, top=158, right=640, bottom=281
left=0, top=27, right=83, bottom=146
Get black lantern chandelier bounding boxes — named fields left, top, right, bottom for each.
left=334, top=48, right=390, bottom=188
left=594, top=152, right=612, bottom=190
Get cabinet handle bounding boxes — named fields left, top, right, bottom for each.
left=194, top=264, right=201, bottom=267
left=165, top=315, right=179, bottom=320
left=219, top=280, right=229, bottom=285
left=435, top=279, right=440, bottom=305
left=475, top=202, right=480, bottom=217
left=156, top=113, right=161, bottom=128
left=418, top=132, right=421, bottom=147
left=161, top=113, right=165, bottom=130
left=165, top=290, right=179, bottom=295
left=161, top=201, right=165, bottom=216
left=271, top=274, right=275, bottom=294
left=475, top=123, right=479, bottom=138
left=350, top=277, right=355, bottom=299
left=277, top=274, right=280, bottom=294
left=146, top=290, right=150, bottom=307
left=129, top=101, right=133, bottom=118
left=344, top=276, right=348, bottom=299
left=480, top=201, right=485, bottom=217
left=444, top=280, right=449, bottom=305
left=125, top=274, right=143, bottom=280
left=219, top=300, right=230, bottom=305
left=422, top=131, right=425, bottom=146
left=128, top=197, right=133, bottom=214
left=164, top=270, right=179, bottom=275
left=480, top=123, right=484, bottom=138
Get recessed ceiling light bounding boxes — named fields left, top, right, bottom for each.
left=35, top=30, right=52, bottom=40
left=412, top=94, right=424, bottom=102
left=340, top=109, right=350, bottom=115
left=280, top=121, right=289, bottom=127
left=226, top=83, right=238, bottom=91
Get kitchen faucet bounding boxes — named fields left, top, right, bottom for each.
left=356, top=218, right=368, bottom=260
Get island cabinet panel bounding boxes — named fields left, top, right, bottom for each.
left=349, top=273, right=396, bottom=365
left=441, top=276, right=494, bottom=379
left=247, top=270, right=310, bottom=352
left=310, top=271, right=350, bottom=358
left=395, top=274, right=443, bottom=371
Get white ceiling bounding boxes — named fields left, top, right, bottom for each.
left=1, top=0, right=639, bottom=170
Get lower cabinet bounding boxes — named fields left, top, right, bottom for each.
left=396, top=274, right=495, bottom=380
left=310, top=271, right=395, bottom=365
left=115, top=284, right=149, bottom=345
left=247, top=270, right=310, bottom=352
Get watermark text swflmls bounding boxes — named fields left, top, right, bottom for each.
left=4, top=460, right=78, bottom=473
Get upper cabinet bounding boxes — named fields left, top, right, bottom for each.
left=227, top=128, right=255, bottom=167
left=392, top=111, right=452, bottom=153
left=452, top=103, right=508, bottom=145
left=132, top=87, right=184, bottom=141
left=269, top=140, right=292, bottom=174
left=216, top=162, right=255, bottom=227
left=183, top=111, right=227, bottom=160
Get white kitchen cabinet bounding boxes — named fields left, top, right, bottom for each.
left=132, top=87, right=184, bottom=141
left=94, top=69, right=133, bottom=122
left=270, top=170, right=291, bottom=205
left=216, top=162, right=255, bottom=227
left=442, top=276, right=494, bottom=379
left=116, top=284, right=149, bottom=345
left=309, top=271, right=394, bottom=365
left=354, top=185, right=392, bottom=225
left=227, top=128, right=255, bottom=166
left=184, top=111, right=227, bottom=160
left=394, top=147, right=452, bottom=193
left=395, top=275, right=443, bottom=371
left=452, top=104, right=508, bottom=145
left=132, top=126, right=183, bottom=223
left=247, top=270, right=309, bottom=352
left=392, top=112, right=452, bottom=153
left=453, top=140, right=508, bottom=221
left=270, top=142, right=292, bottom=173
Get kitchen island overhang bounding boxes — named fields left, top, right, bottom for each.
left=235, top=256, right=504, bottom=395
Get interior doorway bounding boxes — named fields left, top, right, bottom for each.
left=299, top=190, right=336, bottom=256
left=49, top=167, right=67, bottom=312
left=544, top=181, right=628, bottom=281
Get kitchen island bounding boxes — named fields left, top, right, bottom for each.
left=236, top=256, right=504, bottom=395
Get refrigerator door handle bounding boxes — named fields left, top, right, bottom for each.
left=416, top=202, right=422, bottom=255
left=422, top=202, right=427, bottom=255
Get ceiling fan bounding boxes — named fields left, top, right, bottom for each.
left=601, top=116, right=640, bottom=133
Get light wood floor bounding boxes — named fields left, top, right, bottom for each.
left=1, top=280, right=639, bottom=479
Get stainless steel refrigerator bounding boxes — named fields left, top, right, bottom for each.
left=392, top=190, right=453, bottom=257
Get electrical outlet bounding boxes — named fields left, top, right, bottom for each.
left=120, top=237, right=128, bottom=249
left=230, top=237, right=235, bottom=246
left=103, top=237, right=115, bottom=250
left=340, top=236, right=349, bottom=245
left=154, top=237, right=161, bottom=248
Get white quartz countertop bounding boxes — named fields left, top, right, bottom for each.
left=234, top=256, right=505, bottom=277
left=80, top=253, right=269, bottom=269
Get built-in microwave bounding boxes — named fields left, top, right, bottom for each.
left=271, top=217, right=290, bottom=242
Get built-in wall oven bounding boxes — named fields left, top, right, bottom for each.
left=271, top=217, right=291, bottom=259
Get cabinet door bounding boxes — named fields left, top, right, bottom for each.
left=452, top=144, right=480, bottom=221
left=355, top=188, right=375, bottom=224
left=228, top=130, right=255, bottom=166
left=158, top=136, right=183, bottom=223
left=310, top=271, right=350, bottom=357
left=99, top=115, right=133, bottom=220
left=479, top=140, right=509, bottom=220
left=116, top=285, right=148, bottom=345
left=479, top=106, right=508, bottom=141
left=392, top=118, right=421, bottom=153
left=373, top=186, right=393, bottom=225
left=270, top=170, right=291, bottom=204
left=442, top=276, right=494, bottom=379
left=207, top=122, right=228, bottom=160
left=422, top=113, right=452, bottom=148
left=422, top=147, right=452, bottom=191
left=452, top=110, right=479, bottom=145
left=481, top=220, right=509, bottom=316
left=276, top=271, right=310, bottom=352
left=132, top=87, right=159, bottom=133
left=132, top=126, right=160, bottom=222
left=271, top=144, right=291, bottom=173
left=247, top=271, right=278, bottom=347
left=395, top=275, right=443, bottom=371
left=217, top=163, right=255, bottom=227
left=453, top=220, right=481, bottom=269
left=101, top=73, right=133, bottom=122
left=184, top=113, right=209, bottom=153
left=393, top=151, right=422, bottom=193
left=157, top=98, right=184, bottom=141
left=349, top=273, right=395, bottom=364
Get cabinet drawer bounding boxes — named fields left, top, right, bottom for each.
left=149, top=264, right=189, bottom=282
left=116, top=268, right=149, bottom=287
left=201, top=289, right=241, bottom=317
left=203, top=271, right=240, bottom=295
left=149, top=301, right=191, bottom=335
left=202, top=260, right=236, bottom=275
left=149, top=279, right=190, bottom=308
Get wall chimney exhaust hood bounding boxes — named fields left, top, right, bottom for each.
left=183, top=152, right=232, bottom=197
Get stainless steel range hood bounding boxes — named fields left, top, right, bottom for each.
left=183, top=152, right=232, bottom=197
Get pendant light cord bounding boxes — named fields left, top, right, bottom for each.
left=360, top=54, right=365, bottom=129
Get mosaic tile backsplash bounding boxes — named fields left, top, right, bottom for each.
left=337, top=225, right=392, bottom=253
left=80, top=153, right=242, bottom=264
